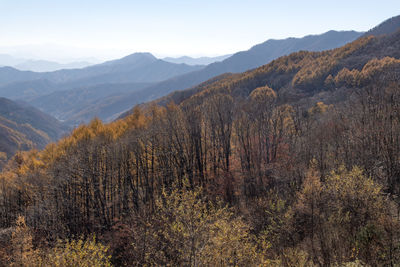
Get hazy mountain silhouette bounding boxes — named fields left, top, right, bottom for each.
left=0, top=79, right=56, bottom=100
left=14, top=59, right=93, bottom=72
left=120, top=21, right=400, bottom=121
left=70, top=30, right=363, bottom=124
left=0, top=67, right=41, bottom=87
left=30, top=82, right=153, bottom=123
left=0, top=54, right=25, bottom=66
left=0, top=52, right=202, bottom=100
left=40, top=52, right=202, bottom=84
left=115, top=30, right=364, bottom=102
left=0, top=54, right=95, bottom=72
left=0, top=29, right=384, bottom=126
left=163, top=55, right=231, bottom=65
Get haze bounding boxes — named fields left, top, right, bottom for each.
left=0, top=0, right=399, bottom=61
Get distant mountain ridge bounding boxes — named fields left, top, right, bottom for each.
left=74, top=30, right=363, bottom=124
left=14, top=59, right=93, bottom=72
left=0, top=54, right=25, bottom=66
left=0, top=52, right=202, bottom=100
left=0, top=28, right=385, bottom=126
left=120, top=21, right=400, bottom=121
left=223, top=30, right=363, bottom=72
left=0, top=52, right=202, bottom=87
left=103, top=52, right=157, bottom=66
left=38, top=52, right=201, bottom=85
left=163, top=55, right=231, bottom=65
left=0, top=54, right=95, bottom=72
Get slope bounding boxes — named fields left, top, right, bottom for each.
left=3, top=22, right=400, bottom=267
left=4, top=31, right=361, bottom=125
left=30, top=82, right=153, bottom=123
left=0, top=97, right=68, bottom=168
left=120, top=27, right=400, bottom=118
left=0, top=53, right=203, bottom=99
left=364, top=14, right=400, bottom=37
left=119, top=15, right=400, bottom=117
left=93, top=30, right=363, bottom=121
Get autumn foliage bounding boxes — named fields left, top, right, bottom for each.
left=1, top=32, right=400, bottom=266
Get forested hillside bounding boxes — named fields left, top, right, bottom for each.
left=0, top=31, right=362, bottom=126
left=0, top=98, right=67, bottom=169
left=364, top=14, right=400, bottom=36
left=29, top=82, right=153, bottom=123
left=92, top=30, right=363, bottom=124
left=0, top=19, right=399, bottom=266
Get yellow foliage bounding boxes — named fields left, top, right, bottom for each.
left=296, top=161, right=323, bottom=214
left=333, top=259, right=368, bottom=267
left=334, top=57, right=400, bottom=88
left=250, top=85, right=277, bottom=103
left=43, top=236, right=111, bottom=267
left=272, top=104, right=295, bottom=135
left=201, top=216, right=258, bottom=266
left=2, top=150, right=45, bottom=177
left=360, top=56, right=400, bottom=79
left=8, top=218, right=111, bottom=266
left=334, top=67, right=360, bottom=87
left=326, top=166, right=383, bottom=210
left=292, top=36, right=375, bottom=89
left=10, top=216, right=40, bottom=266
left=308, top=101, right=331, bottom=115
left=150, top=181, right=262, bottom=266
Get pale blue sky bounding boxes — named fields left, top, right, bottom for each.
left=0, top=0, right=399, bottom=61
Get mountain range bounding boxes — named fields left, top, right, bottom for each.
left=0, top=30, right=363, bottom=125
left=59, top=30, right=363, bottom=124
left=163, top=54, right=231, bottom=65
left=152, top=30, right=400, bottom=113
left=119, top=14, right=400, bottom=118
left=0, top=54, right=94, bottom=72
left=0, top=15, right=399, bottom=130
left=2, top=12, right=400, bottom=267
left=14, top=59, right=94, bottom=72
left=0, top=53, right=202, bottom=101
left=89, top=16, right=400, bottom=125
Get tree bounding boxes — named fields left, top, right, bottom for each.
left=125, top=180, right=261, bottom=266
left=293, top=165, right=400, bottom=266
left=292, top=162, right=325, bottom=265
left=9, top=216, right=39, bottom=266
left=43, top=236, right=111, bottom=267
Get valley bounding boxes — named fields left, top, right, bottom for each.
left=0, top=7, right=399, bottom=266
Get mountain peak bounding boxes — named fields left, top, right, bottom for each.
left=102, top=52, right=157, bottom=67
left=118, top=52, right=157, bottom=63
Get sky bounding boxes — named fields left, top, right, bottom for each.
left=0, top=0, right=399, bottom=62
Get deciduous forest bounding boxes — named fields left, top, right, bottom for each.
left=1, top=23, right=400, bottom=267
